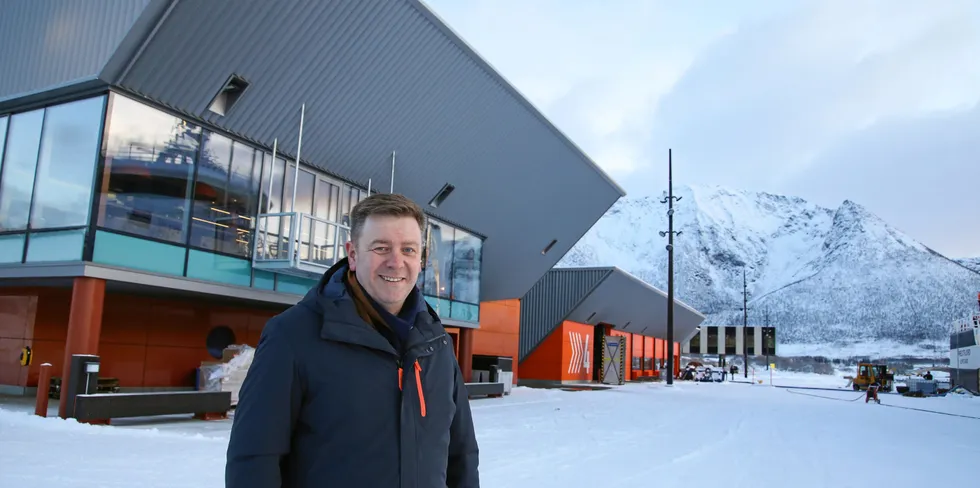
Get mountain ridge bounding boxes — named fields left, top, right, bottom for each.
left=955, top=257, right=980, bottom=274
left=557, top=184, right=980, bottom=354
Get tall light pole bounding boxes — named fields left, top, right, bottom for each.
left=764, top=306, right=771, bottom=371
left=659, top=149, right=681, bottom=385
left=742, top=267, right=749, bottom=378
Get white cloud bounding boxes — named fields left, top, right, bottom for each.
left=422, top=0, right=980, bottom=257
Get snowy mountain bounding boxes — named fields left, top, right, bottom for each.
left=558, top=185, right=980, bottom=353
left=955, top=257, right=980, bottom=274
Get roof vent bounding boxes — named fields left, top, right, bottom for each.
left=541, top=239, right=558, bottom=255
left=428, top=183, right=455, bottom=208
left=208, top=74, right=249, bottom=116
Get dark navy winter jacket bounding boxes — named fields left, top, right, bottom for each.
left=225, top=259, right=480, bottom=487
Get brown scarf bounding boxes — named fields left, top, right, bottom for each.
left=344, top=269, right=391, bottom=332
left=346, top=268, right=427, bottom=417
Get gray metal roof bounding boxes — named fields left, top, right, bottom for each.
left=520, top=267, right=706, bottom=360
left=1, top=0, right=625, bottom=302
left=0, top=0, right=153, bottom=105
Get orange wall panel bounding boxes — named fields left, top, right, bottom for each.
left=98, top=343, right=147, bottom=386
left=0, top=338, right=28, bottom=386
left=517, top=323, right=564, bottom=381
left=0, top=295, right=38, bottom=387
left=3, top=287, right=538, bottom=390
left=523, top=322, right=650, bottom=383
left=519, top=320, right=597, bottom=383
left=15, top=287, right=282, bottom=389
left=475, top=299, right=520, bottom=384
left=561, top=321, right=594, bottom=382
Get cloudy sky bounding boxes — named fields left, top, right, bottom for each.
left=423, top=0, right=980, bottom=259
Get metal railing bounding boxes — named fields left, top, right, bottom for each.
left=251, top=211, right=350, bottom=278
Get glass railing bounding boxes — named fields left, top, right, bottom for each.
left=252, top=212, right=349, bottom=278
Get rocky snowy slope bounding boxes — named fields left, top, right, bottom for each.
left=558, top=185, right=980, bottom=352
left=956, top=257, right=980, bottom=274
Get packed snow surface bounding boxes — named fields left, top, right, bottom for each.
left=1, top=371, right=978, bottom=487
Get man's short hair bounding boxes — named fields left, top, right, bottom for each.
left=349, top=193, right=426, bottom=244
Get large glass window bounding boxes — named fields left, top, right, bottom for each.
left=0, top=116, right=8, bottom=169
left=311, top=177, right=342, bottom=265
left=257, top=151, right=285, bottom=217
left=189, top=132, right=258, bottom=257
left=762, top=327, right=776, bottom=356
left=423, top=221, right=454, bottom=299
left=97, top=93, right=199, bottom=244
left=282, top=163, right=314, bottom=259
left=451, top=228, right=481, bottom=304
left=30, top=96, right=106, bottom=229
left=0, top=109, right=44, bottom=231
left=417, top=218, right=483, bottom=321
left=255, top=152, right=286, bottom=260
left=689, top=331, right=701, bottom=353
left=725, top=327, right=737, bottom=355
left=282, top=163, right=314, bottom=215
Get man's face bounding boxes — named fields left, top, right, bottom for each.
left=346, top=214, right=423, bottom=315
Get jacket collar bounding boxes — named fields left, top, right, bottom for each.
left=299, top=258, right=445, bottom=356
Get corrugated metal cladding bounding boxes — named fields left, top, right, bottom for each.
left=519, top=268, right=611, bottom=361
left=565, top=268, right=706, bottom=343
left=113, top=0, right=625, bottom=302
left=0, top=0, right=150, bottom=103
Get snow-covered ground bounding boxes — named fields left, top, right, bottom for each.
left=1, top=371, right=978, bottom=487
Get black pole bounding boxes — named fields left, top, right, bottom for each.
left=660, top=149, right=681, bottom=385
left=765, top=330, right=770, bottom=371
left=765, top=307, right=770, bottom=371
left=743, top=268, right=748, bottom=378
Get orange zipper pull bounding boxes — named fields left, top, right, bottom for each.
left=398, top=367, right=403, bottom=391
left=414, top=360, right=427, bottom=417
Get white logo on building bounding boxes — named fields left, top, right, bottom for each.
left=568, top=331, right=591, bottom=374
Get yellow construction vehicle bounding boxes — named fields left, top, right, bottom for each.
left=852, top=362, right=894, bottom=392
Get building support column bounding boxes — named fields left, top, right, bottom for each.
left=458, top=327, right=474, bottom=383
left=59, top=277, right=106, bottom=419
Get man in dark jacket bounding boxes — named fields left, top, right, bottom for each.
left=226, top=193, right=480, bottom=487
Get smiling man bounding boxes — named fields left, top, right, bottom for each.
left=225, top=193, right=480, bottom=488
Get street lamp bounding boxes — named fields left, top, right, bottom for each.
left=660, top=149, right=682, bottom=385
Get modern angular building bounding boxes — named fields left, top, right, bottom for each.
left=681, top=325, right=777, bottom=358
left=0, top=0, right=628, bottom=400
left=518, top=267, right=705, bottom=384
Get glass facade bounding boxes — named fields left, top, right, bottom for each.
left=419, top=218, right=483, bottom=322
left=0, top=91, right=483, bottom=321
left=0, top=95, right=106, bottom=263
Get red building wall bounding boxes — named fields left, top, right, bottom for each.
left=1, top=287, right=524, bottom=389
left=475, top=299, right=520, bottom=384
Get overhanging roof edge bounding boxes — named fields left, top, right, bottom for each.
left=610, top=267, right=706, bottom=320
left=552, top=268, right=616, bottom=325
left=409, top=0, right=626, bottom=198
left=549, top=265, right=705, bottom=322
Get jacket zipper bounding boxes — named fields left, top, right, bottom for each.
left=395, top=334, right=444, bottom=418
left=414, top=360, right=426, bottom=417
left=396, top=360, right=426, bottom=417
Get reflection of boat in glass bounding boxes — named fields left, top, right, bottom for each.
left=948, top=292, right=980, bottom=394
left=101, top=142, right=195, bottom=242
left=102, top=120, right=261, bottom=248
